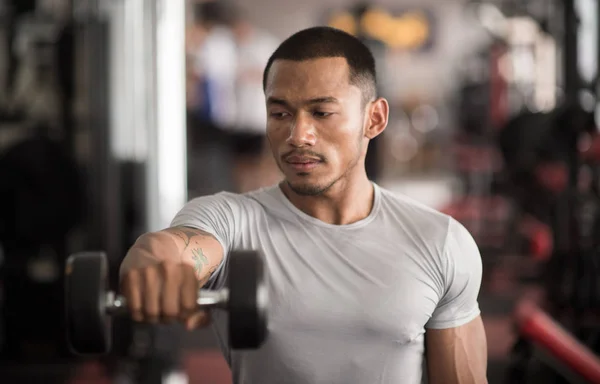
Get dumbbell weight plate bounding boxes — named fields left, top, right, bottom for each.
left=65, top=252, right=111, bottom=355
left=228, top=250, right=269, bottom=349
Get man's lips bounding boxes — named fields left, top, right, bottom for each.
left=284, top=155, right=322, bottom=171
left=285, top=155, right=321, bottom=163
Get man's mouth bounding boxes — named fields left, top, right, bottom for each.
left=284, top=155, right=322, bottom=172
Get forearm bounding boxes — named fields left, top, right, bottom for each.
left=427, top=350, right=488, bottom=384
left=120, top=227, right=224, bottom=287
left=426, top=317, right=488, bottom=384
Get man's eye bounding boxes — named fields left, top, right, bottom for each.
left=270, top=112, right=289, bottom=118
left=313, top=111, right=332, bottom=118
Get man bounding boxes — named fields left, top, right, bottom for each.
left=120, top=27, right=488, bottom=384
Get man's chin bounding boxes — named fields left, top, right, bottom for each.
left=287, top=183, right=324, bottom=196
left=284, top=178, right=333, bottom=196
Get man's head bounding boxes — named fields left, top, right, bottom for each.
left=263, top=27, right=388, bottom=196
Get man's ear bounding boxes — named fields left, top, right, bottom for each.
left=365, top=97, right=389, bottom=139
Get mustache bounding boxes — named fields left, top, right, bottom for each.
left=282, top=150, right=326, bottom=162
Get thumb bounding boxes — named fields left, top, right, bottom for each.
left=185, top=310, right=212, bottom=330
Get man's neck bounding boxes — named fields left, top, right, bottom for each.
left=280, top=174, right=375, bottom=225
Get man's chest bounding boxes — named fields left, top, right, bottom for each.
left=240, top=220, right=441, bottom=344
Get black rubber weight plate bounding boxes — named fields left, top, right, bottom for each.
left=228, top=250, right=269, bottom=349
left=65, top=252, right=111, bottom=355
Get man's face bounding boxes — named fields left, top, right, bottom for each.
left=264, top=57, right=368, bottom=196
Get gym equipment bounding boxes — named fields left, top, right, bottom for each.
left=507, top=300, right=600, bottom=383
left=0, top=136, right=82, bottom=359
left=518, top=217, right=553, bottom=261
left=498, top=106, right=596, bottom=192
left=65, top=250, right=268, bottom=355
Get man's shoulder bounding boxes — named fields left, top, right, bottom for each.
left=376, top=184, right=453, bottom=242
left=173, top=187, right=277, bottom=228
left=378, top=185, right=451, bottom=222
left=189, top=185, right=278, bottom=207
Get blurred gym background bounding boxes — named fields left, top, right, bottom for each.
left=0, top=0, right=599, bottom=382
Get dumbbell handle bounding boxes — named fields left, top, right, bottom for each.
left=104, top=289, right=230, bottom=315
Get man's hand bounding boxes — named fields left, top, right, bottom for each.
left=121, top=261, right=211, bottom=330
left=426, top=316, right=488, bottom=383
left=119, top=227, right=224, bottom=329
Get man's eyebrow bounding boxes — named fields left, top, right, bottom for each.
left=266, top=97, right=289, bottom=106
left=306, top=97, right=339, bottom=104
left=266, top=96, right=339, bottom=106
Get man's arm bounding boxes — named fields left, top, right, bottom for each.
left=425, top=218, right=487, bottom=383
left=425, top=316, right=488, bottom=384
left=120, top=226, right=224, bottom=287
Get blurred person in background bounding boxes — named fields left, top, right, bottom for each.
left=190, top=1, right=238, bottom=131
left=186, top=1, right=281, bottom=193
left=229, top=6, right=282, bottom=191
left=186, top=21, right=207, bottom=115
left=186, top=1, right=239, bottom=195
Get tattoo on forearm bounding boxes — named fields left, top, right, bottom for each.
left=192, top=248, right=209, bottom=278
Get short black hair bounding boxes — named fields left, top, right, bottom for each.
left=262, top=26, right=377, bottom=104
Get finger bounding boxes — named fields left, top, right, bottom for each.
left=161, top=263, right=182, bottom=322
left=180, top=264, right=199, bottom=321
left=122, top=270, right=143, bottom=322
left=185, top=310, right=212, bottom=330
left=142, top=266, right=161, bottom=323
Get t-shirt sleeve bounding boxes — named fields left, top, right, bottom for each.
left=426, top=218, right=483, bottom=329
left=170, top=192, right=241, bottom=290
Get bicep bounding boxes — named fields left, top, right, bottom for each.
left=425, top=316, right=488, bottom=384
left=163, top=226, right=224, bottom=286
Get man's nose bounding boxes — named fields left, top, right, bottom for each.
left=286, top=114, right=316, bottom=147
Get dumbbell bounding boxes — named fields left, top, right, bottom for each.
left=64, top=250, right=268, bottom=355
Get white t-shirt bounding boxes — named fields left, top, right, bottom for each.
left=171, top=183, right=482, bottom=384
